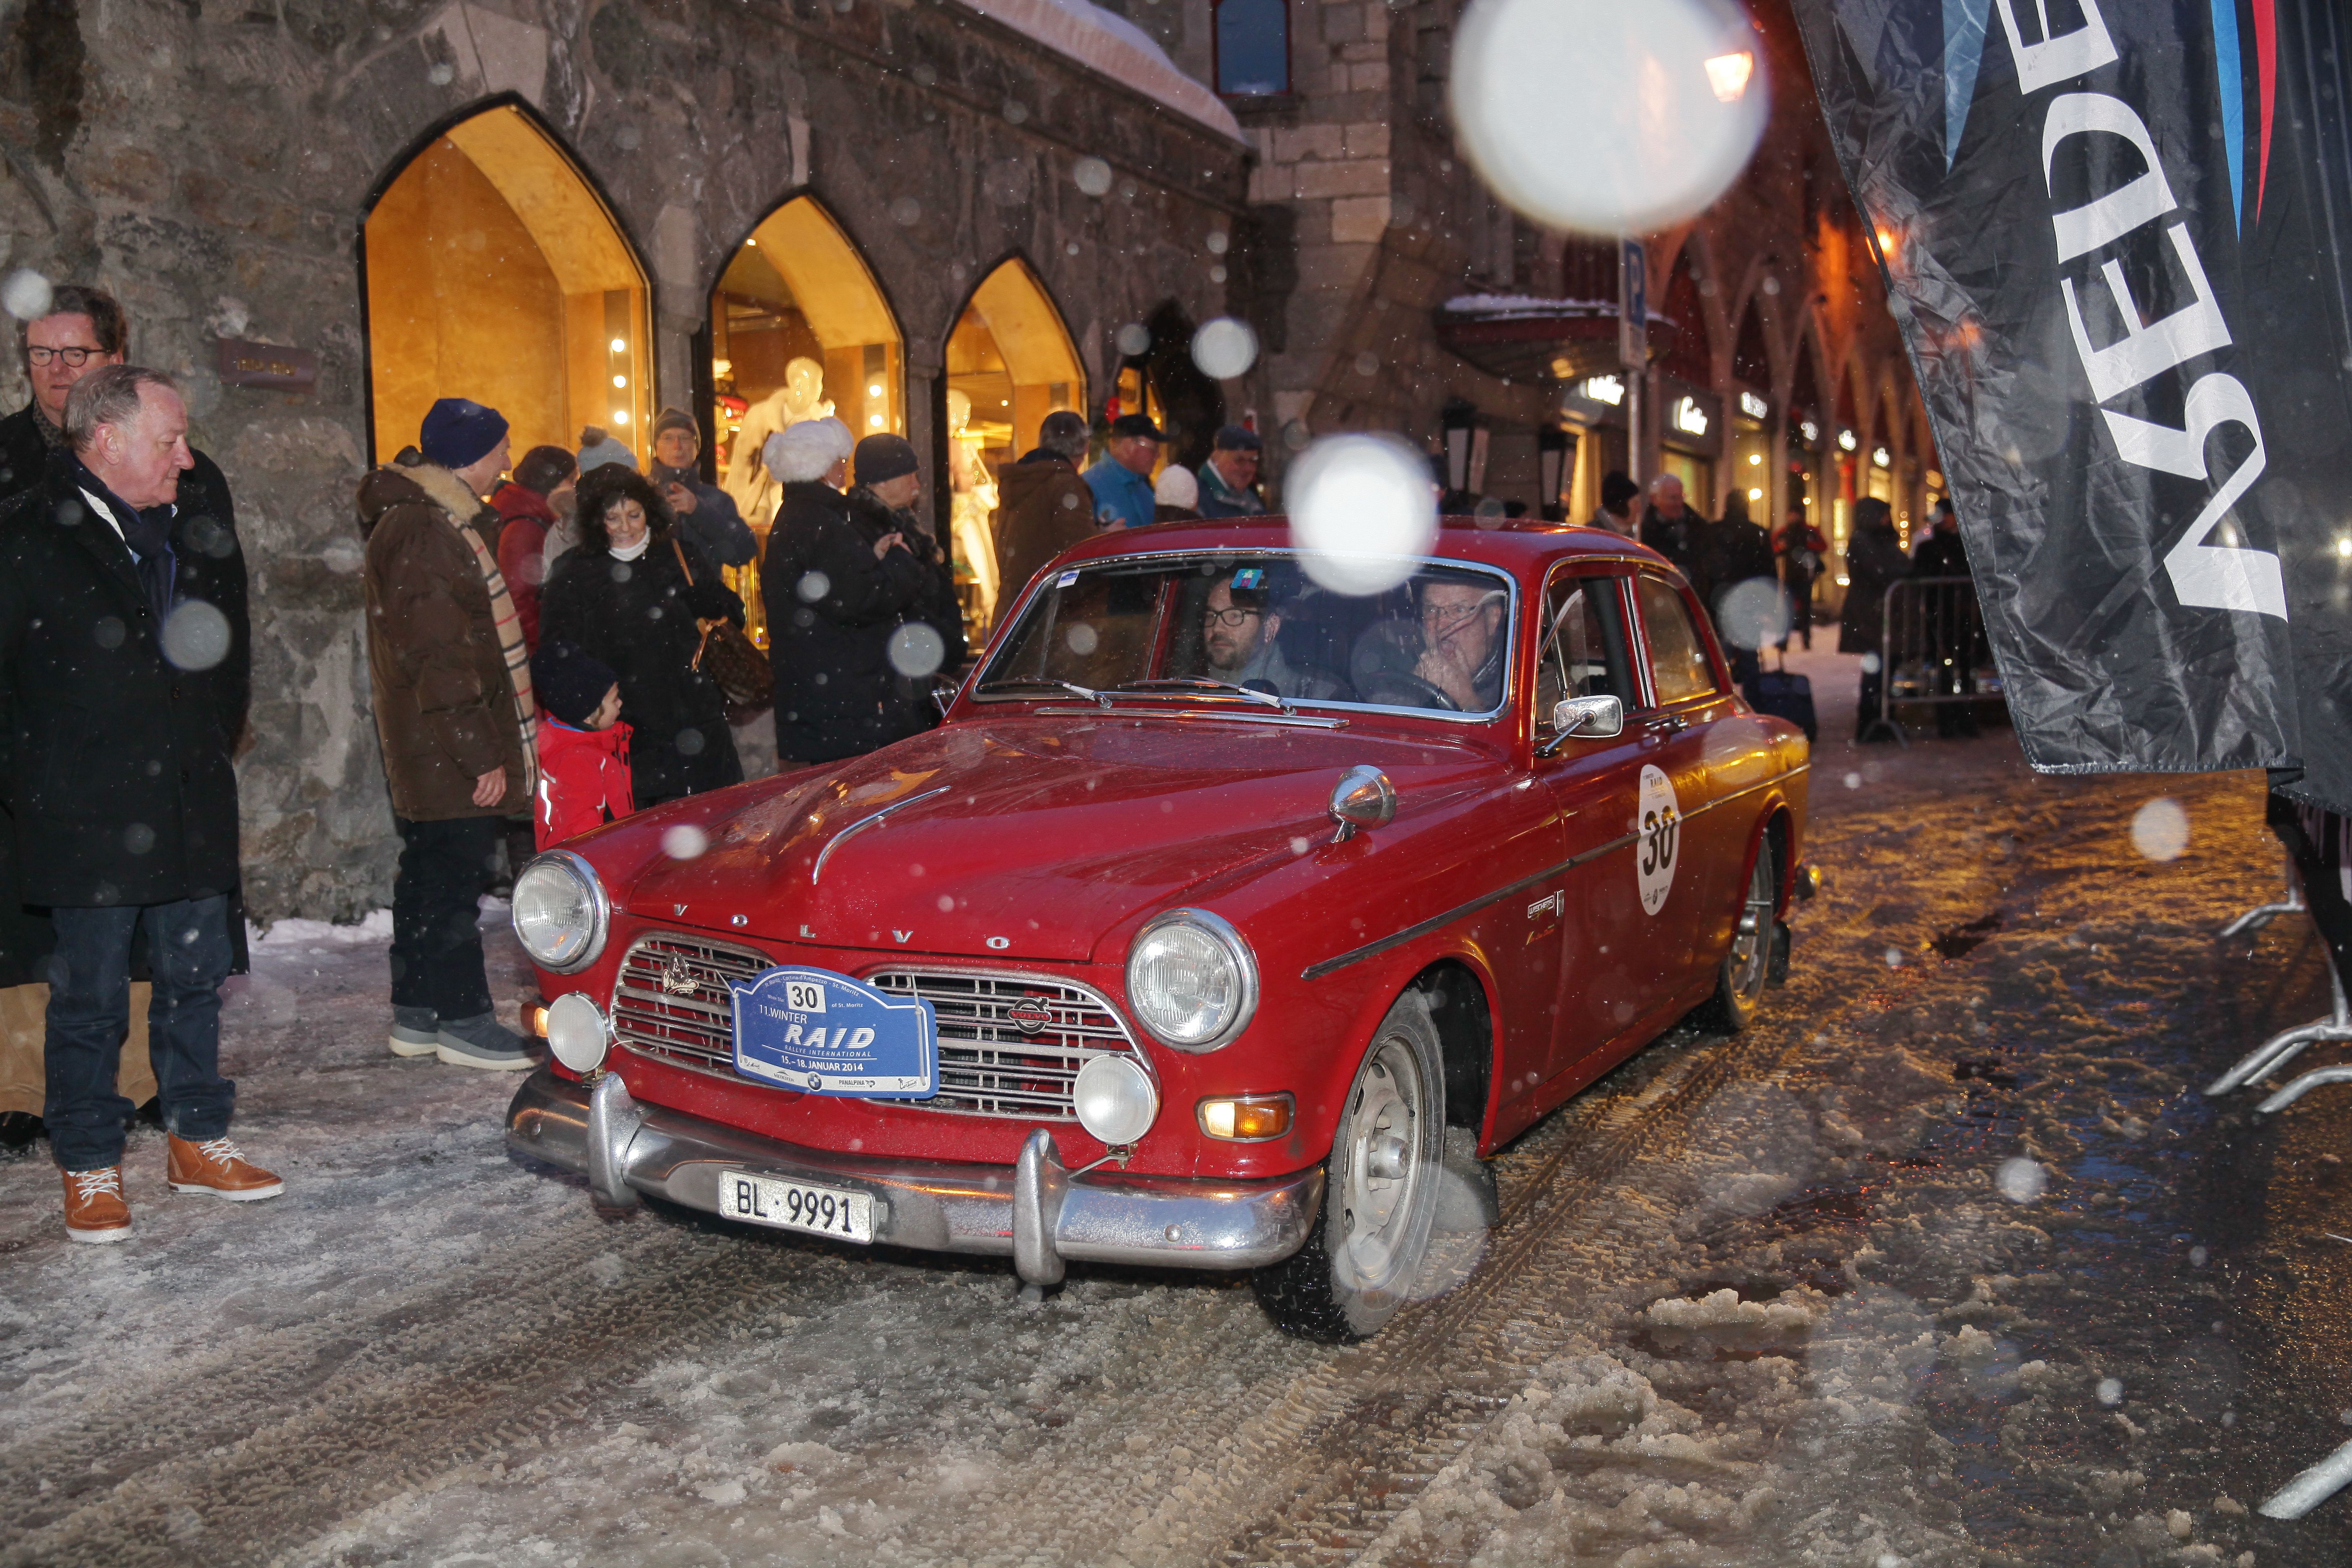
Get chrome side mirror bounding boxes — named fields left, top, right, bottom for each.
left=1328, top=765, right=1396, bottom=843
left=1538, top=694, right=1625, bottom=755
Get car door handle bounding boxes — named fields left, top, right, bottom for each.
left=1648, top=714, right=1689, bottom=734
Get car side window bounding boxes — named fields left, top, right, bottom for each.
left=1635, top=574, right=1720, bottom=707
left=1534, top=574, right=1635, bottom=741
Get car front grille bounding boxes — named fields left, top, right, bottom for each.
left=609, top=933, right=1142, bottom=1122
left=610, top=931, right=771, bottom=1077
left=868, top=970, right=1140, bottom=1121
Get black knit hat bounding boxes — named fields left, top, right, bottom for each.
left=512, top=445, right=577, bottom=497
left=531, top=640, right=619, bottom=727
left=854, top=432, right=920, bottom=486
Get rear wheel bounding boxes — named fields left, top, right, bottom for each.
left=1699, top=841, right=1777, bottom=1032
left=1253, top=991, right=1447, bottom=1342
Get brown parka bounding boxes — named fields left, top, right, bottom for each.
left=357, top=462, right=531, bottom=821
left=992, top=453, right=1096, bottom=612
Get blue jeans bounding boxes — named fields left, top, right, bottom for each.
left=44, top=894, right=235, bottom=1172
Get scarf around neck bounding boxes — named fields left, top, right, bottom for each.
left=70, top=456, right=178, bottom=629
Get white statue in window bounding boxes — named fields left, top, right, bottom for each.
left=946, top=388, right=999, bottom=622
left=725, top=357, right=835, bottom=528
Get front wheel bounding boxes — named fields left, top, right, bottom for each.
left=1253, top=991, right=1447, bottom=1342
left=1698, top=840, right=1777, bottom=1033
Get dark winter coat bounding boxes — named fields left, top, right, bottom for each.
left=1638, top=506, right=1712, bottom=609
left=0, top=401, right=62, bottom=506
left=1838, top=509, right=1911, bottom=655
left=0, top=447, right=250, bottom=917
left=992, top=453, right=1096, bottom=610
left=358, top=462, right=534, bottom=822
left=1702, top=515, right=1777, bottom=625
left=765, top=481, right=960, bottom=764
left=647, top=462, right=757, bottom=569
left=540, top=467, right=744, bottom=806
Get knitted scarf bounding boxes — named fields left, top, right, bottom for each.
left=409, top=463, right=539, bottom=794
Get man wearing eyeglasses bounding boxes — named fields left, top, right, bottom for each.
left=0, top=286, right=128, bottom=503
left=1200, top=573, right=1336, bottom=699
left=1414, top=580, right=1507, bottom=711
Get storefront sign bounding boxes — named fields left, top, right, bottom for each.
left=1579, top=374, right=1625, bottom=406
left=1738, top=390, right=1770, bottom=420
left=215, top=338, right=316, bottom=392
left=1671, top=396, right=1710, bottom=438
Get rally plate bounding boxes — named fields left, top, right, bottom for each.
left=718, top=1169, right=874, bottom=1243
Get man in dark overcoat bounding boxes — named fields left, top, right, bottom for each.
left=0, top=365, right=276, bottom=1242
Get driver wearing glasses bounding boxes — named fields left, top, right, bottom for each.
left=1413, top=581, right=1507, bottom=711
left=1199, top=571, right=1338, bottom=701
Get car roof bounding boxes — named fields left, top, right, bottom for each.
left=1052, top=513, right=1676, bottom=580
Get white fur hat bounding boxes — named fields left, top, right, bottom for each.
left=1153, top=464, right=1199, bottom=509
left=765, top=417, right=855, bottom=484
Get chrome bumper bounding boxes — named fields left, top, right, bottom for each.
left=504, top=1067, right=1323, bottom=1285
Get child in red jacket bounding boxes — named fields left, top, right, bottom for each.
left=529, top=641, right=634, bottom=849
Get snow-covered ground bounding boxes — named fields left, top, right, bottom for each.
left=3, top=651, right=2350, bottom=1566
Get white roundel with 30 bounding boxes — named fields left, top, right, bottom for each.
left=1637, top=763, right=1680, bottom=916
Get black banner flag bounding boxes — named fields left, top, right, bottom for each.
left=1791, top=0, right=2352, bottom=812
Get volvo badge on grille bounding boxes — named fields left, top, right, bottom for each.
left=1007, top=997, right=1053, bottom=1035
left=659, top=954, right=699, bottom=996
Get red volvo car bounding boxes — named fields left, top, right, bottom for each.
left=504, top=517, right=1811, bottom=1340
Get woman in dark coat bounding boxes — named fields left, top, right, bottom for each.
left=540, top=467, right=744, bottom=807
left=1837, top=497, right=1908, bottom=741
left=764, top=453, right=960, bottom=766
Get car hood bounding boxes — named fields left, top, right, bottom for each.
left=609, top=716, right=1498, bottom=962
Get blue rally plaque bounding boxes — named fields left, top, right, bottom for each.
left=729, top=967, right=938, bottom=1097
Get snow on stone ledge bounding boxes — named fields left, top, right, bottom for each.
left=1442, top=294, right=1620, bottom=319
left=951, top=0, right=1244, bottom=143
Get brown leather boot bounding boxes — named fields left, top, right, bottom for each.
left=62, top=1166, right=132, bottom=1243
left=166, top=1135, right=284, bottom=1201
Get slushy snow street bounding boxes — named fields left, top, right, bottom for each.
left=4, top=653, right=2350, bottom=1567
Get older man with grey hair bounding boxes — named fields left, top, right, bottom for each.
left=1638, top=472, right=1712, bottom=610
left=0, top=364, right=269, bottom=1242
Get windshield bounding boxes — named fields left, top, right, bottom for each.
left=975, top=552, right=1516, bottom=719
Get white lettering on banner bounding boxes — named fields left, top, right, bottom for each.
left=1993, top=0, right=2117, bottom=93
left=2042, top=94, right=2178, bottom=262
left=2102, top=375, right=2284, bottom=615
left=2060, top=224, right=2232, bottom=401
left=1995, top=0, right=2288, bottom=620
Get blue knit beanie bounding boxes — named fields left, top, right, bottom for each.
left=419, top=398, right=510, bottom=470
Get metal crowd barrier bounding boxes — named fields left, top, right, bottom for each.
left=2209, top=805, right=2352, bottom=1111
left=1862, top=575, right=2006, bottom=744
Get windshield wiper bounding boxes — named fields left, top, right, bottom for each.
left=1109, top=677, right=1292, bottom=714
left=975, top=677, right=1109, bottom=708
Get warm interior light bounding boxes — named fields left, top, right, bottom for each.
left=1705, top=51, right=1754, bottom=103
left=867, top=383, right=883, bottom=397
left=612, top=410, right=630, bottom=426
left=746, top=237, right=758, bottom=248
left=1748, top=453, right=1762, bottom=465
left=1748, top=487, right=1764, bottom=500
left=1199, top=1093, right=1294, bottom=1141
left=609, top=337, right=627, bottom=353
left=612, top=375, right=627, bottom=388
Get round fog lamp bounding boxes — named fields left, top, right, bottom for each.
left=545, top=992, right=611, bottom=1074
left=1072, top=1055, right=1158, bottom=1146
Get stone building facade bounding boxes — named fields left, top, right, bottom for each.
left=0, top=0, right=1259, bottom=921
left=1183, top=0, right=1939, bottom=550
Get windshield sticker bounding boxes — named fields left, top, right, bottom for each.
left=1057, top=569, right=1080, bottom=586
left=1637, top=764, right=1681, bottom=916
left=1232, top=567, right=1264, bottom=589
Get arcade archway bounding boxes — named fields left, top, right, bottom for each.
left=944, top=258, right=1086, bottom=632
left=363, top=105, right=650, bottom=466
left=707, top=196, right=905, bottom=645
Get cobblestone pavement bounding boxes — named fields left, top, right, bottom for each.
left=3, top=655, right=2350, bottom=1566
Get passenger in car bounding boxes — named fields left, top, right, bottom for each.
left=1199, top=572, right=1341, bottom=699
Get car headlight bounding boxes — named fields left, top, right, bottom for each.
left=1124, top=909, right=1258, bottom=1052
left=512, top=851, right=609, bottom=973
left=1073, top=1055, right=1158, bottom=1145
left=544, top=992, right=611, bottom=1074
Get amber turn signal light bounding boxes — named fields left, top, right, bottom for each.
left=526, top=1003, right=550, bottom=1039
left=1197, top=1093, right=1294, bottom=1142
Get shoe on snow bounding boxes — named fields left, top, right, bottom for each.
left=62, top=1165, right=132, bottom=1243
left=389, top=1005, right=438, bottom=1057
left=167, top=1135, right=284, bottom=1201
left=435, top=1012, right=536, bottom=1071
